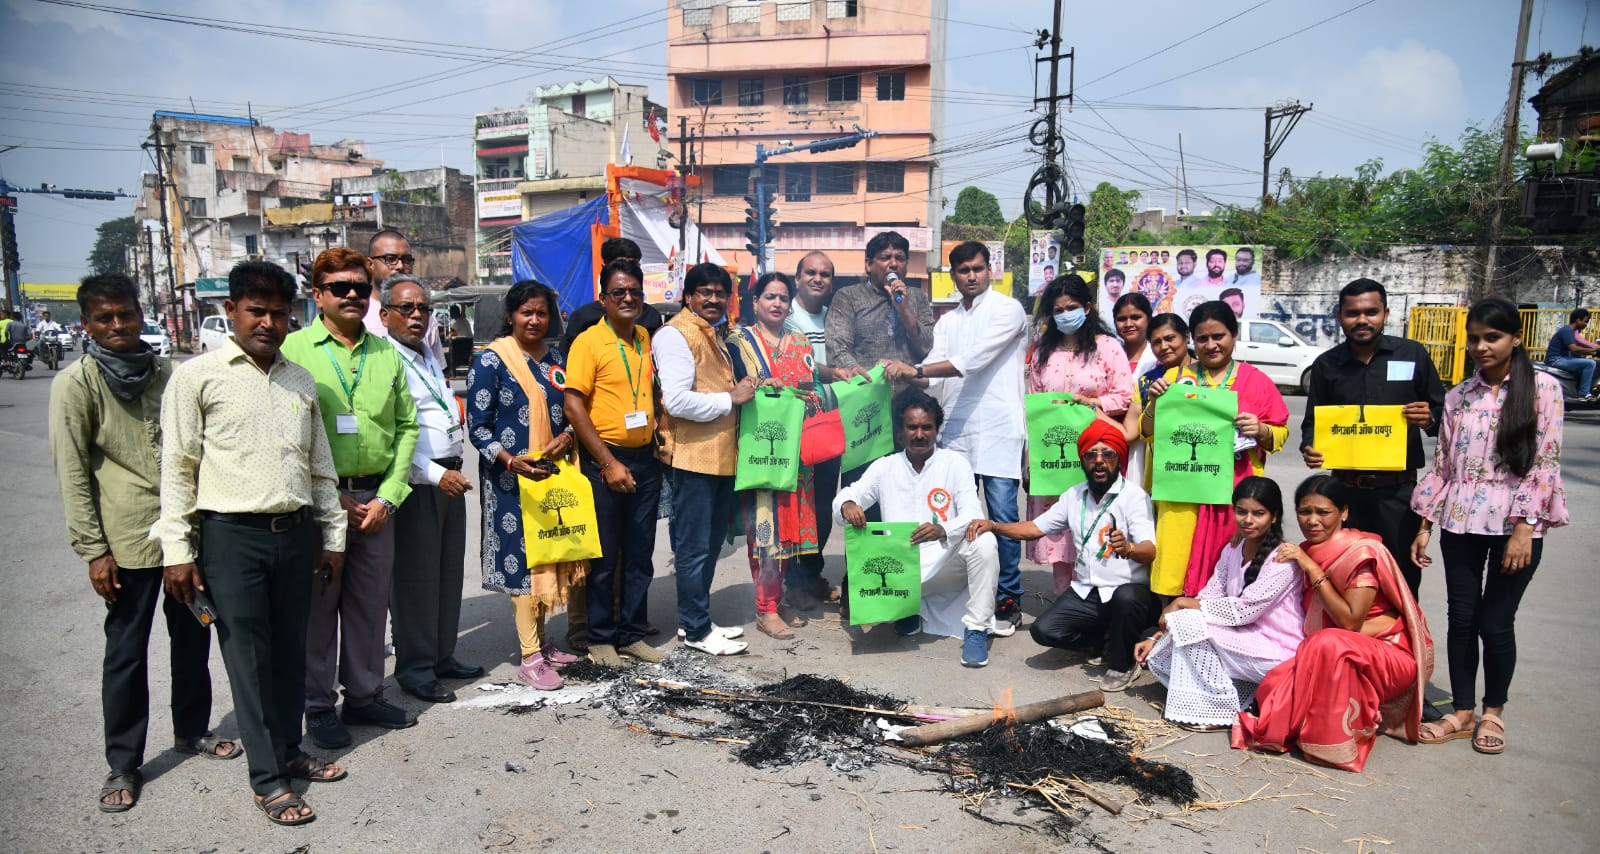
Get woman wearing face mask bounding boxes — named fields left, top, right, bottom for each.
left=1025, top=275, right=1134, bottom=595
left=1141, top=302, right=1289, bottom=600
left=1232, top=476, right=1434, bottom=773
left=1410, top=298, right=1566, bottom=755
left=1120, top=312, right=1187, bottom=492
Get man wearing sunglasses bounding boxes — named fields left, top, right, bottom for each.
left=280, top=248, right=420, bottom=747
left=363, top=229, right=445, bottom=364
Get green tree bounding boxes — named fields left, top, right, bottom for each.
left=862, top=555, right=906, bottom=589
left=1169, top=423, right=1218, bottom=462
left=87, top=216, right=138, bottom=275
left=1042, top=424, right=1079, bottom=460
left=950, top=186, right=1006, bottom=230
left=754, top=420, right=788, bottom=455
left=1084, top=182, right=1141, bottom=262
left=1003, top=210, right=1032, bottom=294
left=538, top=487, right=579, bottom=526
left=853, top=401, right=882, bottom=432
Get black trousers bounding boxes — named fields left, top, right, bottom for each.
left=789, top=455, right=841, bottom=588
left=102, top=566, right=214, bottom=773
left=1030, top=583, right=1159, bottom=672
left=1440, top=531, right=1542, bottom=711
left=391, top=483, right=468, bottom=690
left=1343, top=480, right=1425, bottom=595
left=200, top=515, right=319, bottom=796
left=584, top=444, right=662, bottom=648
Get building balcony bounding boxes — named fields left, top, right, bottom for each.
left=475, top=109, right=531, bottom=141
left=212, top=189, right=259, bottom=220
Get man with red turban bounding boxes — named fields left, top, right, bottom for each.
left=968, top=416, right=1158, bottom=691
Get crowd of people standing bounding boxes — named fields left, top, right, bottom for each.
left=48, top=228, right=1567, bottom=825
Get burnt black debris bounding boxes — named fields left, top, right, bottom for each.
left=945, top=720, right=1198, bottom=805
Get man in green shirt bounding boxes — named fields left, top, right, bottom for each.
left=280, top=247, right=419, bottom=748
left=50, top=273, right=238, bottom=814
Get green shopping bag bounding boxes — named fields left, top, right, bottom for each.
left=831, top=365, right=894, bottom=472
left=1151, top=386, right=1238, bottom=505
left=735, top=386, right=804, bottom=492
left=1025, top=394, right=1097, bottom=495
left=519, top=460, right=603, bottom=565
left=845, top=522, right=922, bottom=626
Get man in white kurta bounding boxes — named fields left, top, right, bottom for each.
left=833, top=390, right=999, bottom=667
left=885, top=241, right=1029, bottom=634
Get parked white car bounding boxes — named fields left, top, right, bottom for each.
left=1236, top=318, right=1328, bottom=392
left=140, top=321, right=172, bottom=357
left=198, top=314, right=232, bottom=352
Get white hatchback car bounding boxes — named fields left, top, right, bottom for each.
left=1236, top=318, right=1328, bottom=392
left=140, top=321, right=172, bottom=357
left=198, top=314, right=232, bottom=352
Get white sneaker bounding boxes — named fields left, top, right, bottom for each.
left=990, top=620, right=1017, bottom=638
left=682, top=632, right=749, bottom=656
left=676, top=624, right=745, bottom=641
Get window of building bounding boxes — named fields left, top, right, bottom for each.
left=713, top=166, right=748, bottom=196
left=738, top=78, right=765, bottom=107
left=183, top=197, right=207, bottom=217
left=231, top=156, right=250, bottom=171
left=244, top=234, right=258, bottom=255
left=683, top=6, right=711, bottom=26
left=189, top=145, right=206, bottom=164
left=876, top=73, right=906, bottom=101
left=785, top=166, right=812, bottom=202
left=865, top=164, right=904, bottom=193
left=570, top=94, right=587, bottom=117
left=782, top=76, right=809, bottom=105
left=815, top=163, right=855, bottom=195
left=826, top=0, right=859, bottom=18
left=776, top=1, right=810, bottom=22
left=691, top=78, right=723, bottom=106
left=826, top=73, right=859, bottom=103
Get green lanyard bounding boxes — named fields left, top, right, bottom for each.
left=1195, top=361, right=1236, bottom=389
left=401, top=352, right=457, bottom=427
left=321, top=337, right=367, bottom=411
left=605, top=320, right=644, bottom=407
left=1077, top=484, right=1122, bottom=552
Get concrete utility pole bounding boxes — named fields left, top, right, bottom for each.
left=1480, top=0, right=1536, bottom=299
left=1262, top=101, right=1312, bottom=205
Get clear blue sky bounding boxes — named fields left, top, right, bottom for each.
left=0, top=0, right=1591, bottom=283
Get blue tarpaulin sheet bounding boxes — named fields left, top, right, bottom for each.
left=509, top=195, right=606, bottom=314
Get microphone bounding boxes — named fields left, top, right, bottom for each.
left=887, top=271, right=902, bottom=303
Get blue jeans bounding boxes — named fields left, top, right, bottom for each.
left=669, top=468, right=736, bottom=643
left=979, top=475, right=1022, bottom=600
left=1548, top=357, right=1595, bottom=396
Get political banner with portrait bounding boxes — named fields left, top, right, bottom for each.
left=1097, top=245, right=1263, bottom=322
left=1028, top=231, right=1063, bottom=296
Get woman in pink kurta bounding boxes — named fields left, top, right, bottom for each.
left=1138, top=477, right=1305, bottom=729
left=1410, top=298, right=1567, bottom=755
left=1024, top=276, right=1133, bottom=594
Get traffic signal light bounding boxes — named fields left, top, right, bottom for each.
left=1, top=212, right=19, bottom=271
left=806, top=136, right=863, bottom=154
left=743, top=191, right=779, bottom=258
left=61, top=188, right=118, bottom=201
left=1060, top=202, right=1086, bottom=257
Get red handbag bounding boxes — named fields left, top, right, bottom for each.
left=799, top=408, right=845, bottom=465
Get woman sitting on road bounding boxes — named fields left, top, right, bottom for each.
left=1232, top=475, right=1434, bottom=773
left=1137, top=476, right=1305, bottom=731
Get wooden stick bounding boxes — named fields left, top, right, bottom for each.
left=1063, top=777, right=1125, bottom=815
left=895, top=690, right=1106, bottom=747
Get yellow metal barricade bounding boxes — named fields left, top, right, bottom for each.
left=1407, top=306, right=1467, bottom=386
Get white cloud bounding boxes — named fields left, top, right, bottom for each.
left=1321, top=40, right=1468, bottom=128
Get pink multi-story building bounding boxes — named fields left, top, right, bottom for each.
left=667, top=0, right=946, bottom=280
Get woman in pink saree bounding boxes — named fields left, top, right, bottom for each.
left=1232, top=475, right=1434, bottom=772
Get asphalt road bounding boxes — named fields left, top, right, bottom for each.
left=0, top=353, right=1595, bottom=853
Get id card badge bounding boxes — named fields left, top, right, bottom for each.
left=623, top=410, right=649, bottom=430
left=447, top=423, right=463, bottom=438
left=1387, top=360, right=1415, bottom=382
left=336, top=413, right=359, bottom=434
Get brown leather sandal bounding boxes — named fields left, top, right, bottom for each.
left=1473, top=713, right=1506, bottom=755
left=255, top=787, right=315, bottom=826
left=1418, top=713, right=1475, bottom=744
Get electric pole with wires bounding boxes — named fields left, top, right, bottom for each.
left=1025, top=0, right=1086, bottom=263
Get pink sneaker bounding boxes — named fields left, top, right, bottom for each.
left=517, top=654, right=563, bottom=691
left=541, top=644, right=580, bottom=666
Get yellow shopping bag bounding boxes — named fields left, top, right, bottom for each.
left=1312, top=405, right=1407, bottom=471
left=519, top=460, right=603, bottom=565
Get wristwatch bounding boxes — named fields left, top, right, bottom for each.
left=915, top=364, right=925, bottom=379
left=377, top=497, right=397, bottom=515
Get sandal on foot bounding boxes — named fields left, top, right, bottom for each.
left=1473, top=713, right=1506, bottom=755
left=287, top=754, right=347, bottom=782
left=255, top=787, right=315, bottom=826
left=777, top=606, right=807, bottom=629
left=1418, top=714, right=1474, bottom=745
left=174, top=733, right=242, bottom=760
left=98, top=770, right=141, bottom=813
left=756, top=613, right=795, bottom=640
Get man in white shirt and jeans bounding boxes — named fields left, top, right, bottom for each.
left=379, top=275, right=484, bottom=704
left=834, top=390, right=1000, bottom=667
left=969, top=420, right=1157, bottom=691
left=886, top=241, right=1029, bottom=635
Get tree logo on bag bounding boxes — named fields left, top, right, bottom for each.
left=1170, top=422, right=1219, bottom=462
left=849, top=401, right=883, bottom=449
left=754, top=420, right=788, bottom=455
left=860, top=555, right=909, bottom=596
left=1040, top=424, right=1082, bottom=469
left=538, top=487, right=579, bottom=526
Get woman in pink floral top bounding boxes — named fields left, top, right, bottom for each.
left=1025, top=276, right=1133, bottom=596
left=1410, top=298, right=1567, bottom=756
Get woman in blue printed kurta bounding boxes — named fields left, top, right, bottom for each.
left=467, top=281, right=585, bottom=690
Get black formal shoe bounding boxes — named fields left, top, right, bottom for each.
left=434, top=661, right=486, bottom=680
left=342, top=699, right=417, bottom=730
left=402, top=681, right=456, bottom=704
left=306, top=710, right=352, bottom=749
